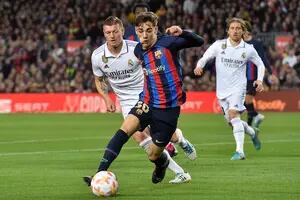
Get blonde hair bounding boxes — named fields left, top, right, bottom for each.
left=226, top=17, right=246, bottom=32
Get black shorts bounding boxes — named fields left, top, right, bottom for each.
left=246, top=80, right=257, bottom=96
left=129, top=101, right=180, bottom=147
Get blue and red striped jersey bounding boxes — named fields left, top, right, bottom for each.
left=246, top=39, right=272, bottom=80
left=124, top=24, right=140, bottom=42
left=134, top=31, right=204, bottom=108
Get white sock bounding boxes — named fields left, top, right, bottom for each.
left=231, top=118, right=245, bottom=154
left=140, top=138, right=184, bottom=174
left=139, top=137, right=152, bottom=154
left=164, top=149, right=184, bottom=174
left=175, top=128, right=187, bottom=147
left=241, top=121, right=255, bottom=138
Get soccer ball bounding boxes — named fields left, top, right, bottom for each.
left=91, top=171, right=118, bottom=197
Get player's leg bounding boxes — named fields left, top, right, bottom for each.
left=148, top=143, right=192, bottom=184
left=240, top=117, right=261, bottom=150
left=83, top=114, right=140, bottom=186
left=148, top=143, right=169, bottom=183
left=245, top=81, right=264, bottom=128
left=143, top=125, right=178, bottom=157
left=149, top=106, right=181, bottom=183
left=120, top=102, right=188, bottom=182
left=228, top=109, right=246, bottom=160
left=170, top=128, right=197, bottom=160
left=139, top=128, right=183, bottom=172
left=97, top=114, right=140, bottom=172
left=220, top=94, right=246, bottom=160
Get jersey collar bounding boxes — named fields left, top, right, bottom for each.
left=104, top=40, right=129, bottom=58
left=226, top=38, right=246, bottom=48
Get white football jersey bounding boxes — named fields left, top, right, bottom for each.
left=196, top=38, right=265, bottom=99
left=91, top=40, right=144, bottom=107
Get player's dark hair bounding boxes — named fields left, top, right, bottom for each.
left=135, top=12, right=158, bottom=27
left=133, top=2, right=150, bottom=13
left=103, top=16, right=124, bottom=28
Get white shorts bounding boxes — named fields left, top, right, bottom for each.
left=218, top=92, right=246, bottom=121
left=120, top=99, right=139, bottom=119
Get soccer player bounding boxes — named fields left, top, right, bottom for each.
left=88, top=12, right=204, bottom=184
left=84, top=15, right=197, bottom=185
left=124, top=2, right=193, bottom=158
left=243, top=20, right=277, bottom=128
left=194, top=17, right=264, bottom=160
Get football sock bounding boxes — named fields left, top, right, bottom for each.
left=98, top=129, right=129, bottom=172
left=175, top=128, right=188, bottom=147
left=139, top=137, right=152, bottom=154
left=241, top=121, right=255, bottom=137
left=141, top=138, right=183, bottom=174
left=231, top=118, right=245, bottom=154
left=245, top=103, right=258, bottom=125
left=164, top=149, right=184, bottom=174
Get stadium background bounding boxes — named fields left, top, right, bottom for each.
left=0, top=0, right=299, bottom=94
left=0, top=0, right=299, bottom=200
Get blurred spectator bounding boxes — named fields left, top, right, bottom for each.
left=282, top=47, right=298, bottom=68
left=183, top=0, right=198, bottom=15
left=0, top=0, right=299, bottom=93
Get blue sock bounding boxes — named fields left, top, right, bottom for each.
left=98, top=129, right=129, bottom=172
left=245, top=103, right=258, bottom=125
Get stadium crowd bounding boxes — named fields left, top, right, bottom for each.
left=0, top=0, right=299, bottom=93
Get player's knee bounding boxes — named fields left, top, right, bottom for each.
left=132, top=131, right=149, bottom=143
left=228, top=110, right=239, bottom=121
left=120, top=116, right=140, bottom=135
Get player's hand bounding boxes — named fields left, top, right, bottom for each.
left=268, top=74, right=278, bottom=84
left=165, top=26, right=182, bottom=36
left=194, top=67, right=204, bottom=76
left=105, top=98, right=116, bottom=112
left=254, top=80, right=264, bottom=92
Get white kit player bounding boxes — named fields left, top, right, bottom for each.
left=194, top=17, right=265, bottom=160
left=88, top=16, right=195, bottom=184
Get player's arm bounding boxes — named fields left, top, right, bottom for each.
left=255, top=41, right=272, bottom=74
left=249, top=47, right=265, bottom=92
left=194, top=41, right=218, bottom=76
left=256, top=41, right=278, bottom=83
left=166, top=26, right=204, bottom=49
left=94, top=76, right=116, bottom=112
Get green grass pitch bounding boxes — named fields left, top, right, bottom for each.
left=0, top=113, right=299, bottom=200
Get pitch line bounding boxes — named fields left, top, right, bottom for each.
left=0, top=136, right=110, bottom=144
left=0, top=139, right=299, bottom=157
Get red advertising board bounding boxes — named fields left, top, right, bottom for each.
left=0, top=92, right=299, bottom=113
left=0, top=93, right=120, bottom=113
left=67, top=40, right=85, bottom=53
left=255, top=91, right=300, bottom=112
left=275, top=35, right=293, bottom=53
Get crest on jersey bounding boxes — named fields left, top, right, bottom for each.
left=102, top=55, right=108, bottom=63
left=241, top=52, right=246, bottom=58
left=128, top=59, right=134, bottom=66
left=154, top=50, right=162, bottom=59
left=221, top=43, right=227, bottom=49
